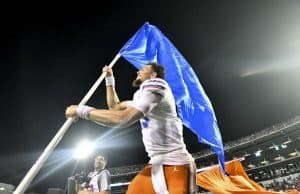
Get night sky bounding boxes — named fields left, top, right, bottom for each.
left=1, top=1, right=300, bottom=193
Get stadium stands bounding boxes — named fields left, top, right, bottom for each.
left=107, top=116, right=300, bottom=193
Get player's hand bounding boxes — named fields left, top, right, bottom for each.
left=102, top=65, right=113, bottom=77
left=65, top=105, right=78, bottom=118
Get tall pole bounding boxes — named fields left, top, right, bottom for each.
left=14, top=53, right=122, bottom=194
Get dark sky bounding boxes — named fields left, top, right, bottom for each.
left=1, top=1, right=300, bottom=193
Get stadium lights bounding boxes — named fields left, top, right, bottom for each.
left=282, top=137, right=292, bottom=144
left=269, top=144, right=279, bottom=150
left=281, top=144, right=287, bottom=149
left=244, top=152, right=251, bottom=157
left=73, top=140, right=96, bottom=159
left=255, top=150, right=262, bottom=157
left=274, top=154, right=284, bottom=161
left=288, top=152, right=296, bottom=156
left=0, top=183, right=14, bottom=192
left=288, top=149, right=299, bottom=157
left=261, top=159, right=269, bottom=164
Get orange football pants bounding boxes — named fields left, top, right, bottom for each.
left=126, top=164, right=194, bottom=194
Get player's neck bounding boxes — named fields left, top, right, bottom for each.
left=94, top=167, right=103, bottom=172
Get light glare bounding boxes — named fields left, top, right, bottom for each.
left=74, top=141, right=95, bottom=159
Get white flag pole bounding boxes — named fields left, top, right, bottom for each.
left=14, top=53, right=122, bottom=194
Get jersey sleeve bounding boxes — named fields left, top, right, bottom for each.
left=127, top=90, right=163, bottom=115
left=127, top=79, right=167, bottom=115
left=141, top=78, right=167, bottom=96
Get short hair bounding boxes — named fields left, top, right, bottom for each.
left=147, top=62, right=165, bottom=79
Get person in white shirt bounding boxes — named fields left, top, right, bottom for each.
left=87, top=155, right=111, bottom=194
left=66, top=62, right=196, bottom=194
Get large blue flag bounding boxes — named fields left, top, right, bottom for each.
left=119, top=22, right=226, bottom=172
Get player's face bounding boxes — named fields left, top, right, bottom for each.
left=136, top=65, right=155, bottom=82
left=94, top=156, right=105, bottom=170
left=132, top=65, right=157, bottom=88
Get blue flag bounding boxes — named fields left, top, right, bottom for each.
left=119, top=22, right=226, bottom=173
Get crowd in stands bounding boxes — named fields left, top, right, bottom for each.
left=108, top=164, right=143, bottom=177
left=107, top=116, right=300, bottom=193
left=193, top=116, right=300, bottom=160
left=108, top=116, right=300, bottom=176
left=196, top=174, right=300, bottom=193
left=249, top=161, right=300, bottom=182
left=261, top=173, right=300, bottom=192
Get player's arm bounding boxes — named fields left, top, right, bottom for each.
left=65, top=90, right=163, bottom=128
left=88, top=106, right=143, bottom=128
left=65, top=105, right=143, bottom=128
left=103, top=65, right=126, bottom=110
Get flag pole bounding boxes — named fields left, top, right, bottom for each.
left=14, top=53, right=122, bottom=194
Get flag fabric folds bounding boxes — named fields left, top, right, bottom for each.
left=119, top=22, right=226, bottom=172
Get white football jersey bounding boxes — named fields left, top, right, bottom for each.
left=88, top=169, right=111, bottom=192
left=128, top=78, right=194, bottom=165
